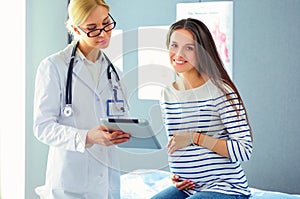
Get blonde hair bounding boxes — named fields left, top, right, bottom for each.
left=66, top=0, right=110, bottom=40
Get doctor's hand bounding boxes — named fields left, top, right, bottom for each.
left=167, top=131, right=194, bottom=154
left=86, top=125, right=130, bottom=147
left=171, top=174, right=195, bottom=191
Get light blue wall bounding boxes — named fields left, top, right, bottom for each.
left=26, top=0, right=300, bottom=198
left=233, top=0, right=300, bottom=194
left=25, top=1, right=68, bottom=198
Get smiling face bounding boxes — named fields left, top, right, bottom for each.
left=168, top=29, right=198, bottom=75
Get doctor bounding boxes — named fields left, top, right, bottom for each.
left=33, top=0, right=130, bottom=198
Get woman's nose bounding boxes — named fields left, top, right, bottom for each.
left=175, top=48, right=185, bottom=58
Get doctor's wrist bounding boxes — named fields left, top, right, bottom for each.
left=85, top=132, right=94, bottom=148
left=85, top=143, right=93, bottom=148
left=75, top=130, right=92, bottom=152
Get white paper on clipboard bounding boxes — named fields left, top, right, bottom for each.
left=100, top=118, right=161, bottom=149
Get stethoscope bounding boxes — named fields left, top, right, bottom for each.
left=63, top=41, right=129, bottom=117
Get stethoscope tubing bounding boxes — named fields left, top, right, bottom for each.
left=65, top=41, right=80, bottom=106
left=103, top=53, right=120, bottom=82
left=64, top=41, right=128, bottom=117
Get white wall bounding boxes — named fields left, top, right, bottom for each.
left=0, top=0, right=26, bottom=198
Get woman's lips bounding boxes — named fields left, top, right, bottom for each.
left=97, top=39, right=108, bottom=45
left=173, top=59, right=187, bottom=65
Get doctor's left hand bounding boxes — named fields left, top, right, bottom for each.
left=86, top=125, right=130, bottom=146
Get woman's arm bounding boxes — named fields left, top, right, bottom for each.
left=167, top=131, right=229, bottom=158
left=214, top=91, right=253, bottom=162
left=192, top=132, right=229, bottom=158
left=167, top=94, right=252, bottom=161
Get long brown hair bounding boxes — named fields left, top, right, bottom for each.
left=166, top=18, right=252, bottom=139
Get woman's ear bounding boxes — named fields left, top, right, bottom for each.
left=71, top=25, right=81, bottom=36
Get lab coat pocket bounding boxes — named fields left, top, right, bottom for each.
left=54, top=149, right=89, bottom=192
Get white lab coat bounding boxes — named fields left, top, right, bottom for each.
left=33, top=44, right=126, bottom=199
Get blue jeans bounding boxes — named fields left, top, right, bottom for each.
left=151, top=186, right=250, bottom=199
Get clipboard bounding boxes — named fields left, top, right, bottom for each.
left=100, top=118, right=162, bottom=149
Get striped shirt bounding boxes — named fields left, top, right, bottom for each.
left=160, top=79, right=253, bottom=196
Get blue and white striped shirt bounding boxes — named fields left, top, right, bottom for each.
left=160, top=79, right=252, bottom=196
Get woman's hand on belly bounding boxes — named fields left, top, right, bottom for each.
left=171, top=174, right=195, bottom=190
left=167, top=131, right=194, bottom=154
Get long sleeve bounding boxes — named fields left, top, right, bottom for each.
left=33, top=58, right=88, bottom=152
left=160, top=80, right=252, bottom=196
left=215, top=91, right=253, bottom=162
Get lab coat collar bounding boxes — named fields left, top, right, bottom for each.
left=63, top=41, right=104, bottom=64
left=62, top=43, right=106, bottom=96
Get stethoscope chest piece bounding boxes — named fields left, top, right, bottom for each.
left=63, top=104, right=73, bottom=117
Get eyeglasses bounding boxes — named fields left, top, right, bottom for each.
left=77, top=13, right=116, bottom=38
